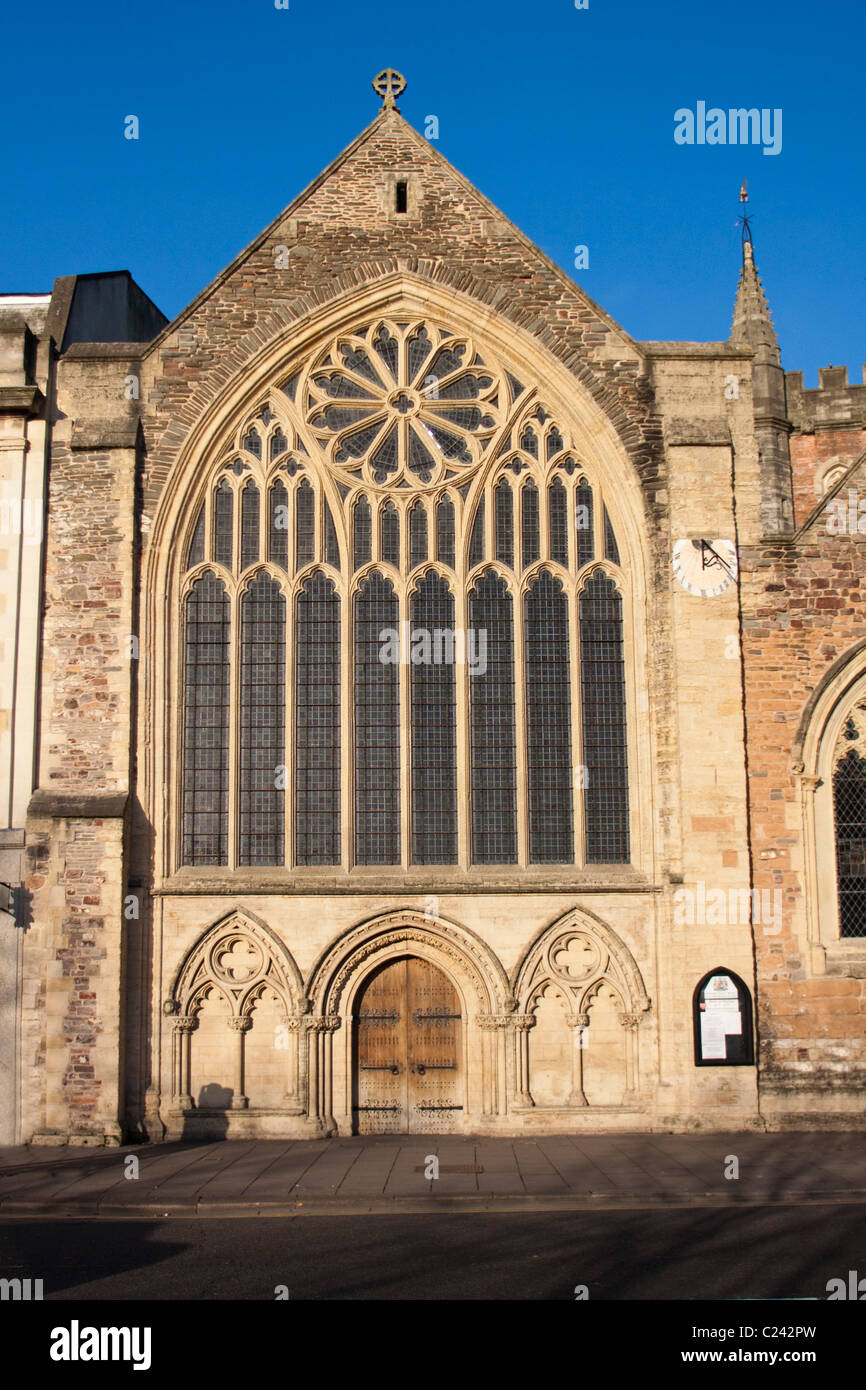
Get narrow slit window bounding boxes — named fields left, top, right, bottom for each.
left=409, top=502, right=428, bottom=569
left=548, top=477, right=569, bottom=567
left=603, top=505, right=621, bottom=565
left=436, top=496, right=455, bottom=567
left=353, top=495, right=372, bottom=570
left=295, top=479, right=315, bottom=570
left=580, top=571, right=630, bottom=863
left=395, top=180, right=408, bottom=213
left=240, top=480, right=260, bottom=571
left=269, top=480, right=289, bottom=569
left=576, top=480, right=594, bottom=568
left=354, top=572, right=400, bottom=865
left=239, top=573, right=285, bottom=865
left=380, top=500, right=400, bottom=567
left=182, top=572, right=231, bottom=865
left=213, top=479, right=233, bottom=570
left=524, top=569, right=574, bottom=863
left=494, top=478, right=514, bottom=569
left=469, top=570, right=517, bottom=863
left=521, top=480, right=539, bottom=570
left=411, top=573, right=458, bottom=864
left=296, top=572, right=341, bottom=865
left=469, top=496, right=485, bottom=570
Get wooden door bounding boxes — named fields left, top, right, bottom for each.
left=353, top=957, right=462, bottom=1134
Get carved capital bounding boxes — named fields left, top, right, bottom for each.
left=476, top=1013, right=511, bottom=1030
left=173, top=1016, right=197, bottom=1034
left=572, top=1013, right=590, bottom=1029
left=618, top=1012, right=641, bottom=1029
left=228, top=1016, right=253, bottom=1033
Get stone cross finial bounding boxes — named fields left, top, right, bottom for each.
left=373, top=68, right=407, bottom=110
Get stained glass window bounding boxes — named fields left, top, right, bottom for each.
left=296, top=573, right=341, bottom=865
left=353, top=495, right=372, bottom=570
left=409, top=502, right=428, bottom=569
left=213, top=480, right=233, bottom=570
left=521, top=480, right=539, bottom=570
left=269, top=480, right=288, bottom=569
left=411, top=573, right=458, bottom=864
left=296, top=479, right=315, bottom=570
left=580, top=571, right=629, bottom=863
left=182, top=572, right=231, bottom=865
left=525, top=570, right=574, bottom=863
left=469, top=571, right=517, bottom=863
left=380, top=500, right=400, bottom=567
left=495, top=478, right=514, bottom=569
left=354, top=572, right=400, bottom=865
left=436, top=496, right=455, bottom=567
left=834, top=750, right=866, bottom=938
left=548, top=478, right=569, bottom=568
left=240, top=481, right=260, bottom=572
left=469, top=496, right=485, bottom=570
left=576, top=480, right=594, bottom=569
left=239, top=573, right=285, bottom=865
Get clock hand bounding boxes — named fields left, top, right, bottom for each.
left=700, top=540, right=734, bottom=579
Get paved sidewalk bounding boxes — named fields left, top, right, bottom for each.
left=0, top=1132, right=864, bottom=1216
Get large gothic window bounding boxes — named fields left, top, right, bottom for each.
left=834, top=741, right=866, bottom=937
left=176, top=319, right=632, bottom=871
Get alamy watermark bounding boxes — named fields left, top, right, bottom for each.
left=378, top=623, right=487, bottom=676
left=825, top=489, right=866, bottom=535
left=674, top=880, right=782, bottom=934
left=674, top=103, right=782, bottom=157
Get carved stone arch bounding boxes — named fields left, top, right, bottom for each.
left=304, top=909, right=511, bottom=1135
left=513, top=907, right=650, bottom=1018
left=792, top=644, right=866, bottom=956
left=308, top=908, right=509, bottom=1017
left=169, top=907, right=304, bottom=1020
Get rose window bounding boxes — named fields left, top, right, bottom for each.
left=304, top=320, right=504, bottom=488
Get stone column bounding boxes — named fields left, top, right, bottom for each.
left=227, top=1016, right=252, bottom=1110
left=511, top=1015, right=536, bottom=1107
left=618, top=1012, right=641, bottom=1098
left=567, top=1012, right=589, bottom=1107
left=173, top=1017, right=196, bottom=1109
left=280, top=1015, right=306, bottom=1113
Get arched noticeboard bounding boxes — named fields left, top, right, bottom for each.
left=693, top=967, right=754, bottom=1066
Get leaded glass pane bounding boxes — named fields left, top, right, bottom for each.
left=834, top=750, right=866, bottom=938
left=213, top=480, right=233, bottom=570
left=469, top=571, right=517, bottom=863
left=353, top=496, right=372, bottom=570
left=436, top=496, right=455, bottom=567
left=295, top=479, right=315, bottom=570
left=494, top=478, right=514, bottom=569
left=296, top=573, right=341, bottom=865
left=576, top=480, right=594, bottom=568
left=409, top=502, right=428, bottom=569
left=411, top=573, right=458, bottom=864
left=548, top=477, right=569, bottom=567
left=187, top=504, right=205, bottom=569
left=521, top=480, right=539, bottom=570
left=354, top=572, right=400, bottom=865
left=240, top=481, right=260, bottom=571
left=324, top=500, right=340, bottom=569
left=269, top=480, right=288, bottom=569
left=604, top=505, right=621, bottom=565
left=182, top=572, right=230, bottom=865
left=580, top=571, right=629, bottom=863
left=469, top=496, right=485, bottom=570
left=380, top=500, right=400, bottom=567
left=525, top=570, right=574, bottom=863
left=239, top=573, right=285, bottom=865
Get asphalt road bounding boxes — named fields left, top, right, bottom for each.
left=1, top=1203, right=863, bottom=1300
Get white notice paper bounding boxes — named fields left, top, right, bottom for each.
left=700, top=1013, right=727, bottom=1059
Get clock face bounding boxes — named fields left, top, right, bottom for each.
left=672, top=538, right=738, bottom=596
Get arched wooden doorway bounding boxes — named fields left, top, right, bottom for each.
left=352, top=956, right=463, bottom=1134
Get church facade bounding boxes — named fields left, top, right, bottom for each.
left=1, top=80, right=864, bottom=1145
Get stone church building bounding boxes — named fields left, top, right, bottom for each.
left=1, top=76, right=864, bottom=1145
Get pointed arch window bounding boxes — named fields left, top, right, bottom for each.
left=576, top=480, right=594, bottom=569
left=380, top=500, right=400, bottom=567
left=187, top=504, right=205, bottom=569
left=353, top=495, right=372, bottom=570
left=295, top=479, right=315, bottom=569
left=469, top=497, right=485, bottom=569
left=495, top=478, right=514, bottom=568
left=469, top=570, right=517, bottom=863
left=296, top=572, right=341, bottom=865
left=409, top=502, right=428, bottom=569
left=834, top=749, right=866, bottom=937
left=411, top=572, right=458, bottom=864
left=239, top=573, right=285, bottom=865
left=548, top=477, right=569, bottom=567
left=240, top=481, right=260, bottom=571
left=580, top=571, right=630, bottom=863
left=525, top=570, right=574, bottom=863
left=354, top=572, right=400, bottom=865
left=436, top=496, right=455, bottom=567
left=213, top=480, right=233, bottom=570
left=521, top=480, right=540, bottom=570
left=268, top=480, right=288, bottom=569
left=182, top=572, right=231, bottom=865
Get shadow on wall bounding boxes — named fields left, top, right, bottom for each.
left=180, top=1085, right=232, bottom=1140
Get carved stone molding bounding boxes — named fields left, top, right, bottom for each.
left=228, top=1016, right=253, bottom=1033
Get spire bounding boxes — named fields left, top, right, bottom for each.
left=730, top=238, right=780, bottom=363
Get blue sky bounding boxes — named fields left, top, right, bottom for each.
left=3, top=0, right=862, bottom=384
